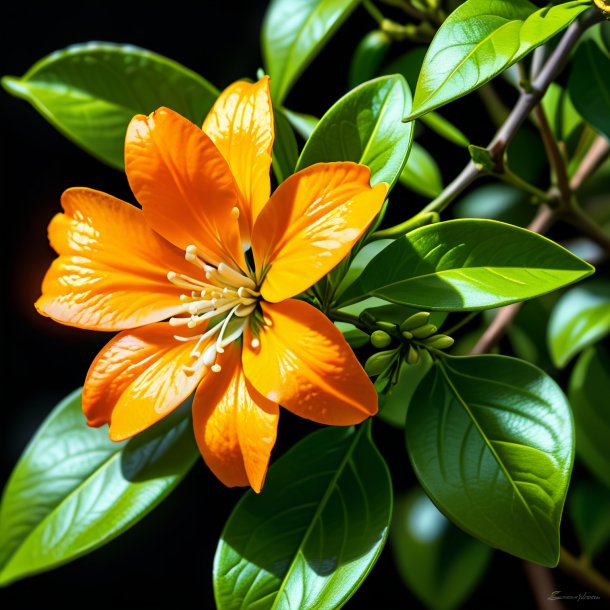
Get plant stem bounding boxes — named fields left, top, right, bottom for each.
left=559, top=546, right=610, bottom=598
left=329, top=309, right=369, bottom=333
left=419, top=10, right=600, bottom=217
left=523, top=560, right=566, bottom=610
left=497, top=167, right=550, bottom=202
left=363, top=0, right=385, bottom=24
left=570, top=135, right=610, bottom=191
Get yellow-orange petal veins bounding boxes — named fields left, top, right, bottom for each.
left=251, top=162, right=388, bottom=302
left=193, top=343, right=279, bottom=492
left=35, top=188, right=195, bottom=331
left=83, top=323, right=209, bottom=440
left=125, top=107, right=246, bottom=272
left=203, top=76, right=274, bottom=244
left=243, top=300, right=377, bottom=425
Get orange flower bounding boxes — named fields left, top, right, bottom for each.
left=35, top=76, right=388, bottom=492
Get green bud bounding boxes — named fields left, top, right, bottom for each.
left=407, top=344, right=420, bottom=365
left=400, top=311, right=430, bottom=331
left=365, top=350, right=397, bottom=376
left=371, top=330, right=392, bottom=348
left=359, top=310, right=377, bottom=326
left=401, top=330, right=413, bottom=340
left=411, top=323, right=438, bottom=339
left=423, top=334, right=455, bottom=349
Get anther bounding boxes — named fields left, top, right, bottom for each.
left=211, top=364, right=222, bottom=373
left=231, top=206, right=240, bottom=219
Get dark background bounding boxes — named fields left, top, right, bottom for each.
left=0, top=2, right=590, bottom=608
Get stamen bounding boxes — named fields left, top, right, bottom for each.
left=231, top=206, right=240, bottom=219
left=211, top=364, right=222, bottom=373
left=167, top=271, right=209, bottom=291
left=202, top=343, right=218, bottom=367
left=217, top=263, right=257, bottom=290
left=235, top=302, right=257, bottom=317
left=169, top=316, right=191, bottom=327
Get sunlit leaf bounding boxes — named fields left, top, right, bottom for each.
left=1, top=42, right=218, bottom=168
left=406, top=0, right=590, bottom=120
left=547, top=279, right=610, bottom=368
left=344, top=219, right=593, bottom=311
left=399, top=141, right=443, bottom=198
left=569, top=346, right=610, bottom=488
left=391, top=488, right=492, bottom=610
left=296, top=75, right=413, bottom=190
left=407, top=355, right=574, bottom=566
left=262, top=0, right=361, bottom=105
left=0, top=389, right=197, bottom=585
left=214, top=424, right=392, bottom=609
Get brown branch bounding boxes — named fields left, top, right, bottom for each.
left=559, top=547, right=610, bottom=599
left=524, top=561, right=568, bottom=610
left=570, top=136, right=610, bottom=191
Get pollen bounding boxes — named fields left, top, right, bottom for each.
left=231, top=206, right=240, bottom=219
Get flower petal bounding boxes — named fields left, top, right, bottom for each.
left=203, top=76, right=273, bottom=242
left=243, top=300, right=377, bottom=425
left=251, top=162, right=387, bottom=302
left=125, top=107, right=245, bottom=270
left=35, top=188, right=194, bottom=331
left=193, top=343, right=279, bottom=492
left=83, top=322, right=209, bottom=440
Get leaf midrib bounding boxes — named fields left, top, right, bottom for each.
left=437, top=360, right=551, bottom=546
left=268, top=425, right=366, bottom=610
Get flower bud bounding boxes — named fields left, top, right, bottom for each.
left=371, top=330, right=392, bottom=348
left=400, top=311, right=430, bottom=331
left=411, top=323, right=438, bottom=339
left=365, top=350, right=396, bottom=376
left=423, top=334, right=455, bottom=350
left=406, top=344, right=420, bottom=365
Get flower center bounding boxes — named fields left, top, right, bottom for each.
left=167, top=227, right=260, bottom=373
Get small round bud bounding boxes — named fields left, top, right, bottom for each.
left=423, top=335, right=455, bottom=350
left=365, top=350, right=396, bottom=376
left=406, top=344, right=420, bottom=365
left=400, top=311, right=430, bottom=331
left=411, top=323, right=438, bottom=339
left=371, top=330, right=392, bottom=348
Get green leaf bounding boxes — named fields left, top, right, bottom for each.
left=0, top=389, right=198, bottom=585
left=345, top=219, right=593, bottom=311
left=468, top=144, right=495, bottom=171
left=382, top=47, right=469, bottom=147
left=349, top=30, right=392, bottom=89
left=378, top=351, right=434, bottom=428
left=542, top=83, right=582, bottom=143
left=391, top=488, right=492, bottom=610
left=406, top=0, right=590, bottom=120
left=336, top=238, right=393, bottom=298
left=296, top=75, right=413, bottom=190
left=214, top=424, right=392, bottom=609
left=282, top=107, right=319, bottom=140
left=272, top=107, right=299, bottom=183
left=1, top=42, right=218, bottom=169
left=568, top=480, right=610, bottom=559
left=407, top=355, right=574, bottom=566
left=568, top=39, right=610, bottom=140
left=547, top=279, right=610, bottom=368
left=262, top=0, right=361, bottom=106
left=569, top=346, right=610, bottom=488
left=399, top=141, right=443, bottom=198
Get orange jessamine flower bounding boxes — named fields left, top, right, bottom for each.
left=35, top=76, right=388, bottom=492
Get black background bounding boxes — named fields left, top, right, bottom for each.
left=0, top=2, right=592, bottom=609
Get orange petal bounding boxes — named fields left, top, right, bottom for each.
left=193, top=343, right=279, bottom=492
left=251, top=162, right=388, bottom=302
left=35, top=188, right=194, bottom=331
left=125, top=107, right=246, bottom=271
left=203, top=76, right=273, bottom=243
left=83, top=322, right=209, bottom=440
left=243, top=300, right=377, bottom=425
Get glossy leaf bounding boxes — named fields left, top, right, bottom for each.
left=568, top=480, right=610, bottom=559
left=0, top=389, right=198, bottom=585
left=407, top=355, right=574, bottom=566
left=345, top=219, right=593, bottom=311
left=296, top=75, right=413, bottom=189
left=378, top=351, right=434, bottom=429
left=399, top=141, right=443, bottom=198
left=262, top=0, right=361, bottom=105
left=547, top=279, right=610, bottom=368
left=272, top=107, right=299, bottom=183
left=568, top=39, right=610, bottom=140
left=214, top=424, right=392, bottom=609
left=391, top=488, right=492, bottom=610
left=569, top=346, right=610, bottom=488
left=383, top=48, right=469, bottom=147
left=542, top=83, right=582, bottom=143
left=406, top=0, right=590, bottom=120
left=349, top=30, right=392, bottom=88
left=1, top=42, right=218, bottom=169
left=282, top=108, right=319, bottom=140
